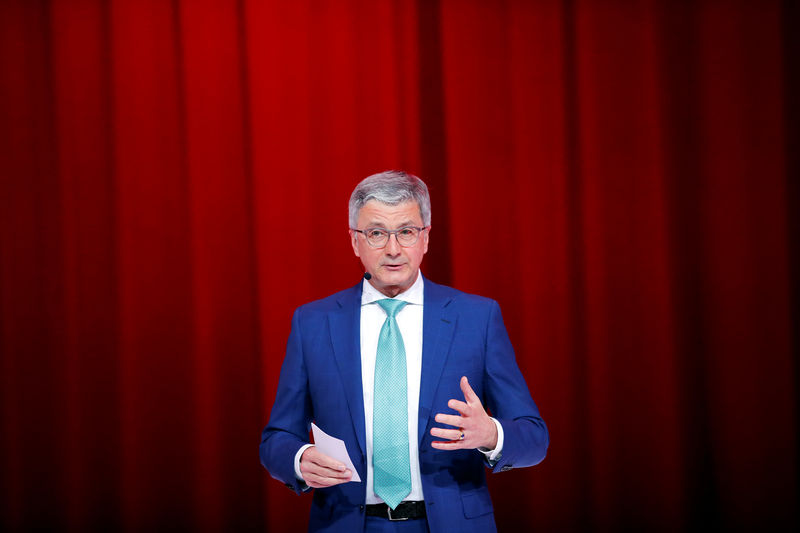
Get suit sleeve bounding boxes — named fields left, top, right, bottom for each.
left=259, top=308, right=313, bottom=493
left=482, top=300, right=549, bottom=472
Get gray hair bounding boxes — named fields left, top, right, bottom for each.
left=348, top=170, right=431, bottom=228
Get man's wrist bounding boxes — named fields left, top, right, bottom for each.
left=294, top=444, right=315, bottom=480
left=477, top=418, right=504, bottom=462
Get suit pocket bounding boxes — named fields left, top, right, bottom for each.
left=309, top=490, right=335, bottom=526
left=461, top=488, right=494, bottom=519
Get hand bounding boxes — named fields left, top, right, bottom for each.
left=430, top=376, right=498, bottom=451
left=299, top=446, right=353, bottom=488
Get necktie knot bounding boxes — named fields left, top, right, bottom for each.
left=376, top=298, right=407, bottom=318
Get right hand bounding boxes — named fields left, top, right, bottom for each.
left=300, top=446, right=353, bottom=488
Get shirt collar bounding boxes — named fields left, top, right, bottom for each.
left=361, top=271, right=424, bottom=306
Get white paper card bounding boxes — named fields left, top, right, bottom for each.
left=311, top=422, right=361, bottom=483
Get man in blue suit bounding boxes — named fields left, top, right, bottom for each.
left=260, top=171, right=548, bottom=532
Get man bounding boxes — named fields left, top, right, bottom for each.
left=260, top=171, right=548, bottom=532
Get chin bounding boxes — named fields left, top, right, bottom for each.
left=376, top=271, right=411, bottom=292
left=381, top=270, right=408, bottom=284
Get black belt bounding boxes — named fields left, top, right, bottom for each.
left=365, top=501, right=427, bottom=521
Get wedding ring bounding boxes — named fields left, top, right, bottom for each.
left=459, top=431, right=465, bottom=441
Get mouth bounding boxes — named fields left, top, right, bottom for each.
left=382, top=263, right=406, bottom=271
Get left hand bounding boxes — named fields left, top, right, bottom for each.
left=430, top=376, right=498, bottom=450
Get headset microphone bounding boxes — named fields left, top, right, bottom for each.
left=363, top=272, right=372, bottom=280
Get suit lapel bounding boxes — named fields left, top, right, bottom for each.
left=328, top=278, right=458, bottom=457
left=418, top=278, right=456, bottom=444
left=329, top=282, right=367, bottom=459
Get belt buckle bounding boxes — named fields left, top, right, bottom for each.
left=387, top=505, right=409, bottom=521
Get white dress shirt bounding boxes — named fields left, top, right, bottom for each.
left=360, top=272, right=426, bottom=503
left=294, top=272, right=504, bottom=502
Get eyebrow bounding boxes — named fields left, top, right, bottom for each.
left=365, top=220, right=418, bottom=228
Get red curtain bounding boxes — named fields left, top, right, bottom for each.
left=1, top=0, right=797, bottom=530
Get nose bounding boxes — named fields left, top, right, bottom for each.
left=384, top=233, right=402, bottom=255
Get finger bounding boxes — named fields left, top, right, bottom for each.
left=305, top=448, right=346, bottom=472
left=460, top=376, right=480, bottom=404
left=317, top=467, right=353, bottom=479
left=308, top=468, right=353, bottom=481
left=314, top=455, right=346, bottom=472
left=302, top=460, right=352, bottom=479
left=430, top=426, right=463, bottom=441
left=431, top=439, right=470, bottom=450
left=434, top=413, right=463, bottom=427
left=302, top=461, right=352, bottom=480
left=447, top=399, right=469, bottom=415
left=306, top=470, right=353, bottom=488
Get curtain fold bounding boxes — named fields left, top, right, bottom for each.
left=1, top=0, right=796, bottom=530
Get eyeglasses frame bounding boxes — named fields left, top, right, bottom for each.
left=350, top=225, right=429, bottom=248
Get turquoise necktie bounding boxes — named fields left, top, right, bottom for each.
left=372, top=298, right=412, bottom=510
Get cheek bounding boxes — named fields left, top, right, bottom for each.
left=409, top=248, right=425, bottom=266
left=362, top=249, right=380, bottom=265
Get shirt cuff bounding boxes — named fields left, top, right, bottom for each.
left=294, top=444, right=315, bottom=480
left=478, top=418, right=504, bottom=463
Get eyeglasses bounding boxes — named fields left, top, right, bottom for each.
left=351, top=226, right=428, bottom=248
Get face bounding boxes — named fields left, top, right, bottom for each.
left=350, top=200, right=430, bottom=298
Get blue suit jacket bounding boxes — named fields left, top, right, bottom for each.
left=260, top=277, right=548, bottom=532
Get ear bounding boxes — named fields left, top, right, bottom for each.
left=350, top=230, right=360, bottom=257
left=422, top=226, right=430, bottom=254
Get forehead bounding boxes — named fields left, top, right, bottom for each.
left=357, top=200, right=423, bottom=227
